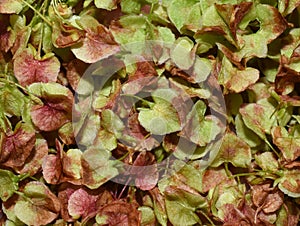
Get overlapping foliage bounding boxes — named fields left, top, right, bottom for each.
left=1, top=0, right=300, bottom=225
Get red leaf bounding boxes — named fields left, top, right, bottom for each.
left=132, top=152, right=159, bottom=191
left=68, top=188, right=98, bottom=220
left=97, top=200, right=140, bottom=225
left=0, top=15, right=15, bottom=52
left=29, top=83, right=73, bottom=132
left=42, top=141, right=63, bottom=184
left=58, top=183, right=78, bottom=222
left=0, top=124, right=36, bottom=168
left=65, top=59, right=89, bottom=91
left=31, top=105, right=69, bottom=132
left=71, top=16, right=120, bottom=63
left=13, top=48, right=60, bottom=86
left=17, top=138, right=48, bottom=176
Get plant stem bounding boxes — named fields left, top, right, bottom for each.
left=197, top=210, right=216, bottom=226
left=21, top=0, right=52, bottom=26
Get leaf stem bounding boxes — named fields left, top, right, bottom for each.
left=120, top=94, right=155, bottom=108
left=230, top=172, right=258, bottom=178
left=21, top=0, right=52, bottom=27
left=264, top=139, right=280, bottom=157
left=117, top=151, right=129, bottom=161
left=224, top=162, right=231, bottom=177
left=197, top=210, right=215, bottom=226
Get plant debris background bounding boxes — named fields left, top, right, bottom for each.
left=0, top=0, right=300, bottom=225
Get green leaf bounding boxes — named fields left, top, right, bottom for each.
left=278, top=0, right=300, bottom=16
left=0, top=0, right=23, bottom=14
left=180, top=100, right=222, bottom=146
left=235, top=113, right=262, bottom=147
left=182, top=3, right=202, bottom=32
left=76, top=113, right=100, bottom=147
left=94, top=128, right=117, bottom=151
left=165, top=186, right=206, bottom=226
left=101, top=109, right=125, bottom=138
left=192, top=56, right=212, bottom=83
left=239, top=99, right=278, bottom=140
left=236, top=4, right=288, bottom=59
left=280, top=28, right=300, bottom=59
left=138, top=92, right=181, bottom=135
left=94, top=0, right=117, bottom=10
left=200, top=4, right=237, bottom=46
left=171, top=37, right=195, bottom=70
left=167, top=0, right=200, bottom=32
left=120, top=0, right=141, bottom=14
left=0, top=84, right=26, bottom=117
left=219, top=55, right=260, bottom=93
left=277, top=170, right=300, bottom=198
left=211, top=132, right=251, bottom=168
left=169, top=77, right=211, bottom=99
left=81, top=147, right=119, bottom=189
left=254, top=152, right=279, bottom=172
left=110, top=15, right=148, bottom=50
left=14, top=182, right=61, bottom=226
left=138, top=206, right=156, bottom=226
left=0, top=169, right=19, bottom=201
left=28, top=82, right=70, bottom=99
left=150, top=188, right=168, bottom=226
